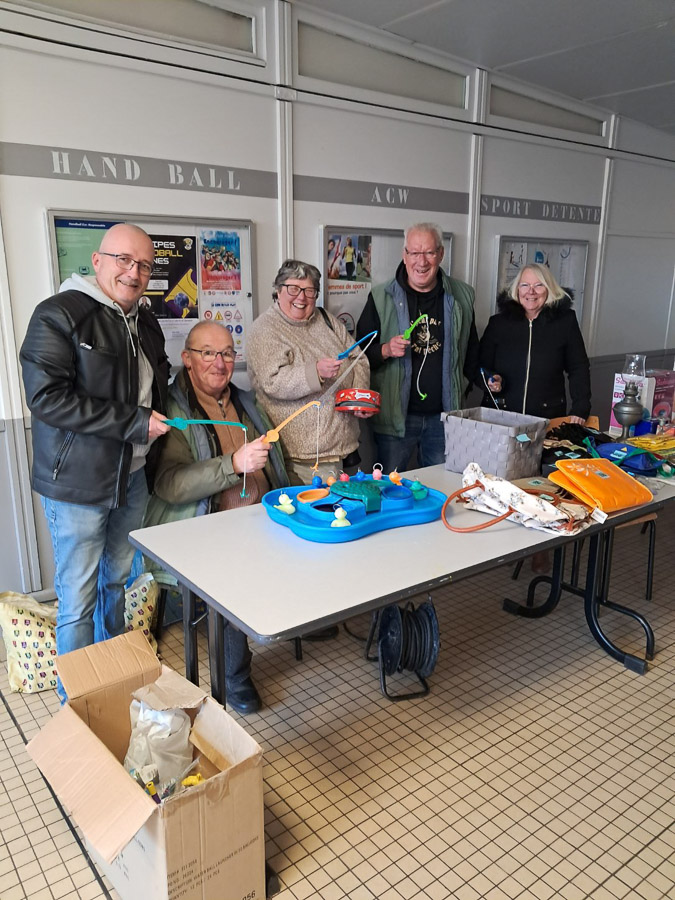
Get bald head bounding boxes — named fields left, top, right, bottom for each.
left=184, top=321, right=234, bottom=352
left=92, top=224, right=155, bottom=311
left=98, top=223, right=153, bottom=256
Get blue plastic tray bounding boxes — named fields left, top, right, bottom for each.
left=261, top=474, right=447, bottom=543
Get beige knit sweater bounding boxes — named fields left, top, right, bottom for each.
left=247, top=304, right=370, bottom=461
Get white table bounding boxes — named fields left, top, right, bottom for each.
left=130, top=466, right=675, bottom=702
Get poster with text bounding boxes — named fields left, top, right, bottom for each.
left=144, top=234, right=198, bottom=319
left=142, top=234, right=198, bottom=367
left=199, top=294, right=248, bottom=362
left=325, top=232, right=372, bottom=333
left=199, top=230, right=242, bottom=291
left=54, top=218, right=116, bottom=283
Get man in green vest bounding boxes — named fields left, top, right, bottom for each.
left=356, top=222, right=479, bottom=471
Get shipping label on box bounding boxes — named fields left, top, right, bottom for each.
left=608, top=370, right=675, bottom=436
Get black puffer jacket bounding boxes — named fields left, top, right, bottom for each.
left=20, top=290, right=169, bottom=507
left=478, top=291, right=591, bottom=420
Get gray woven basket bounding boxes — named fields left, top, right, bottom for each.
left=441, top=408, right=548, bottom=480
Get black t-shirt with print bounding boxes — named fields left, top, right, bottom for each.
left=405, top=274, right=444, bottom=415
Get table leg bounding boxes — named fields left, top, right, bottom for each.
left=207, top=606, right=227, bottom=706
left=503, top=545, right=565, bottom=617
left=182, top=584, right=199, bottom=685
left=583, top=531, right=649, bottom=674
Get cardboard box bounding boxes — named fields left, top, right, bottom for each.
left=27, top=631, right=265, bottom=900
left=608, top=369, right=675, bottom=436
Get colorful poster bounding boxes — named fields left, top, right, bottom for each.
left=135, top=234, right=197, bottom=368
left=326, top=232, right=371, bottom=282
left=49, top=214, right=252, bottom=369
left=325, top=232, right=372, bottom=333
left=54, top=218, right=116, bottom=283
left=144, top=234, right=198, bottom=320
left=199, top=230, right=242, bottom=291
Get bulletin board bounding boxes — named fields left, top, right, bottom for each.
left=321, top=226, right=453, bottom=334
left=46, top=211, right=255, bottom=368
left=495, top=236, right=588, bottom=321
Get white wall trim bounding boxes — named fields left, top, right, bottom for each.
left=466, top=133, right=483, bottom=287
left=0, top=3, right=277, bottom=86
left=587, top=157, right=614, bottom=357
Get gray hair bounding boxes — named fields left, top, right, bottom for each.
left=404, top=222, right=443, bottom=251
left=507, top=262, right=569, bottom=307
left=272, top=259, right=321, bottom=300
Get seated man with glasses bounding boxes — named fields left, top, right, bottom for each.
left=144, top=321, right=288, bottom=715
left=356, top=222, right=479, bottom=471
left=20, top=223, right=171, bottom=695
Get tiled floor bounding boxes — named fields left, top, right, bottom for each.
left=2, top=504, right=675, bottom=899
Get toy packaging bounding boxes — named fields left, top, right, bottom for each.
left=609, top=370, right=675, bottom=436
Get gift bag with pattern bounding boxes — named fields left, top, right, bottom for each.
left=0, top=593, right=58, bottom=693
left=124, top=573, right=159, bottom=653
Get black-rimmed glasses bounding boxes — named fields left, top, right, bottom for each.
left=280, top=284, right=319, bottom=300
left=98, top=252, right=153, bottom=276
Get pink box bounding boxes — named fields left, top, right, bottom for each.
left=609, top=369, right=675, bottom=435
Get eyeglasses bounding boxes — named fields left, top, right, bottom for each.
left=404, top=249, right=440, bottom=260
left=280, top=284, right=319, bottom=300
left=518, top=282, right=547, bottom=292
left=99, top=252, right=153, bottom=277
left=187, top=348, right=236, bottom=363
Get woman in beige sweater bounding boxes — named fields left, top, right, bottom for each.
left=247, top=259, right=372, bottom=485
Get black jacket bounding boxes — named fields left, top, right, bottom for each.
left=478, top=291, right=591, bottom=420
left=20, top=290, right=169, bottom=507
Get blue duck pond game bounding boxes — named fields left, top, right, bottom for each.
left=262, top=468, right=446, bottom=543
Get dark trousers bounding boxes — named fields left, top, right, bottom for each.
left=225, top=623, right=252, bottom=686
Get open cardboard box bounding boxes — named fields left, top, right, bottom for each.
left=27, top=630, right=265, bottom=900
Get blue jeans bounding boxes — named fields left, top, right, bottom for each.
left=41, top=468, right=149, bottom=662
left=374, top=414, right=446, bottom=472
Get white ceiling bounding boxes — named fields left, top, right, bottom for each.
left=296, top=0, right=675, bottom=136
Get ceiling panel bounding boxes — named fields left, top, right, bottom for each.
left=598, top=82, right=675, bottom=131
left=505, top=23, right=675, bottom=100
left=373, top=0, right=675, bottom=69
left=292, top=0, right=675, bottom=136
left=294, top=0, right=435, bottom=29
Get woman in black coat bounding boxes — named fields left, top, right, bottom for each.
left=479, top=263, right=591, bottom=423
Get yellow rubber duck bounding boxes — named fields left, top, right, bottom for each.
left=331, top=507, right=351, bottom=527
left=274, top=493, right=296, bottom=515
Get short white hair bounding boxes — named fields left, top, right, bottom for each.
left=404, top=222, right=443, bottom=250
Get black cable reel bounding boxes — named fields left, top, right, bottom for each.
left=375, top=595, right=440, bottom=701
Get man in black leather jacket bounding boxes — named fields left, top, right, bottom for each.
left=20, top=224, right=170, bottom=681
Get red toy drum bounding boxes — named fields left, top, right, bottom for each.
left=334, top=388, right=381, bottom=413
